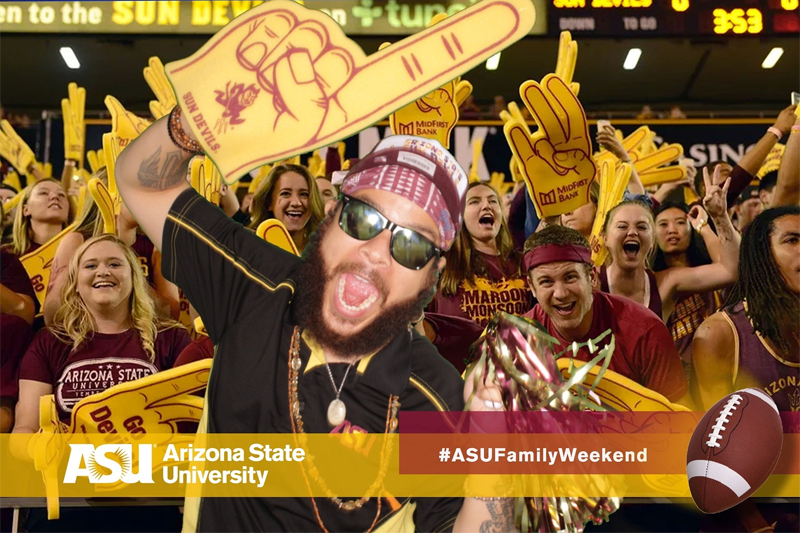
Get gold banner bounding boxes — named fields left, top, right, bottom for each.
left=2, top=434, right=799, bottom=499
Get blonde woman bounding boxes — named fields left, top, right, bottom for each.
left=248, top=163, right=325, bottom=252
left=13, top=234, right=190, bottom=431
left=7, top=178, right=70, bottom=257
left=43, top=169, right=180, bottom=325
left=599, top=167, right=739, bottom=322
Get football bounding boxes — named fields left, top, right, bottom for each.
left=687, top=388, right=783, bottom=513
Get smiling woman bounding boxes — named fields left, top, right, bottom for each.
left=7, top=179, right=71, bottom=257
left=248, top=163, right=325, bottom=252
left=11, top=234, right=190, bottom=432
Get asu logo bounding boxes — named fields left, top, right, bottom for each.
left=64, top=444, right=154, bottom=484
left=214, top=81, right=260, bottom=135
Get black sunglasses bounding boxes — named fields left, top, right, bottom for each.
left=338, top=195, right=442, bottom=270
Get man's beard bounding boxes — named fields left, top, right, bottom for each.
left=292, top=213, right=438, bottom=360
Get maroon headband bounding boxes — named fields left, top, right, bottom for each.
left=523, top=244, right=593, bottom=272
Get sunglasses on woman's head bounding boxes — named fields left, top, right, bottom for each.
left=338, top=195, right=442, bottom=270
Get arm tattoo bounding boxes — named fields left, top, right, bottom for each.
left=137, top=146, right=189, bottom=190
left=479, top=499, right=515, bottom=533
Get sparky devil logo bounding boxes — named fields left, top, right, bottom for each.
left=214, top=81, right=260, bottom=135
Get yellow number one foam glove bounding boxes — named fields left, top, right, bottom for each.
left=589, top=159, right=632, bottom=267
left=86, top=148, right=106, bottom=174
left=387, top=13, right=474, bottom=149
left=20, top=222, right=79, bottom=309
left=504, top=74, right=596, bottom=218
left=0, top=120, right=38, bottom=177
left=61, top=82, right=86, bottom=167
left=256, top=219, right=300, bottom=256
left=29, top=360, right=212, bottom=519
left=468, top=137, right=483, bottom=183
left=190, top=156, right=223, bottom=205
left=164, top=0, right=535, bottom=183
left=554, top=31, right=580, bottom=96
left=143, top=56, right=178, bottom=120
left=88, top=176, right=118, bottom=235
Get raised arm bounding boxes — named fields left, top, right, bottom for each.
left=115, top=115, right=192, bottom=251
left=660, top=169, right=739, bottom=302
left=726, top=105, right=797, bottom=204
left=596, top=125, right=645, bottom=196
left=773, top=115, right=800, bottom=207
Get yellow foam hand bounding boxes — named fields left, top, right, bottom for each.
left=489, top=171, right=512, bottom=196
left=164, top=0, right=535, bottom=183
left=105, top=95, right=152, bottom=145
left=468, top=137, right=483, bottom=183
left=589, top=160, right=632, bottom=267
left=31, top=395, right=66, bottom=519
left=193, top=316, right=209, bottom=337
left=143, top=56, right=177, bottom=120
left=595, top=126, right=686, bottom=187
left=20, top=222, right=79, bottom=308
left=337, top=141, right=346, bottom=164
left=2, top=169, right=21, bottom=192
left=256, top=219, right=299, bottom=256
left=554, top=31, right=579, bottom=96
left=86, top=148, right=106, bottom=174
left=504, top=74, right=596, bottom=218
left=102, top=133, right=124, bottom=217
left=381, top=18, right=469, bottom=152
left=634, top=144, right=686, bottom=186
left=61, top=83, right=86, bottom=166
left=757, top=142, right=784, bottom=178
left=4, top=189, right=23, bottom=213
left=0, top=120, right=38, bottom=176
left=67, top=359, right=210, bottom=435
left=190, top=156, right=223, bottom=205
left=88, top=176, right=118, bottom=235
left=248, top=164, right=271, bottom=194
left=557, top=358, right=689, bottom=412
left=30, top=361, right=211, bottom=518
left=307, top=149, right=323, bottom=176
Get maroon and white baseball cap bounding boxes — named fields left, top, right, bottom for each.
left=340, top=135, right=468, bottom=250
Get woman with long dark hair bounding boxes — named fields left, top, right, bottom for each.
left=651, top=199, right=725, bottom=384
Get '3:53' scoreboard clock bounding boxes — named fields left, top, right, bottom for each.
left=549, top=0, right=799, bottom=36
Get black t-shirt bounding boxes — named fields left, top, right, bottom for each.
left=162, top=189, right=465, bottom=533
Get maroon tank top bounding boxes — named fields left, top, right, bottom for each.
left=668, top=290, right=722, bottom=365
left=599, top=266, right=662, bottom=319
left=724, top=301, right=800, bottom=411
left=131, top=233, right=155, bottom=287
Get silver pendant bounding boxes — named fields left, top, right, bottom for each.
left=327, top=399, right=346, bottom=426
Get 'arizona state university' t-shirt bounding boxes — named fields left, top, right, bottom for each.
left=19, top=327, right=190, bottom=422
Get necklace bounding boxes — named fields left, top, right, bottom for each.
left=288, top=327, right=400, bottom=533
left=324, top=358, right=352, bottom=426
left=608, top=269, right=650, bottom=308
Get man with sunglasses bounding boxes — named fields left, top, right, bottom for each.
left=116, top=116, right=512, bottom=532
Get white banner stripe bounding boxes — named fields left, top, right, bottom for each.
left=687, top=460, right=751, bottom=497
left=742, top=388, right=779, bottom=414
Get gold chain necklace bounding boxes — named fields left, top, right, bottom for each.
left=287, top=326, right=400, bottom=533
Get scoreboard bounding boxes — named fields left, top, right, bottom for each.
left=548, top=0, right=800, bottom=36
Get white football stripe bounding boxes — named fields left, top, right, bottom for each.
left=687, top=460, right=751, bottom=497
left=741, top=388, right=779, bottom=415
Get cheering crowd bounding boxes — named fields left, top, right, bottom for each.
left=0, top=18, right=799, bottom=533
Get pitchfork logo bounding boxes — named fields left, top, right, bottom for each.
left=64, top=444, right=154, bottom=484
